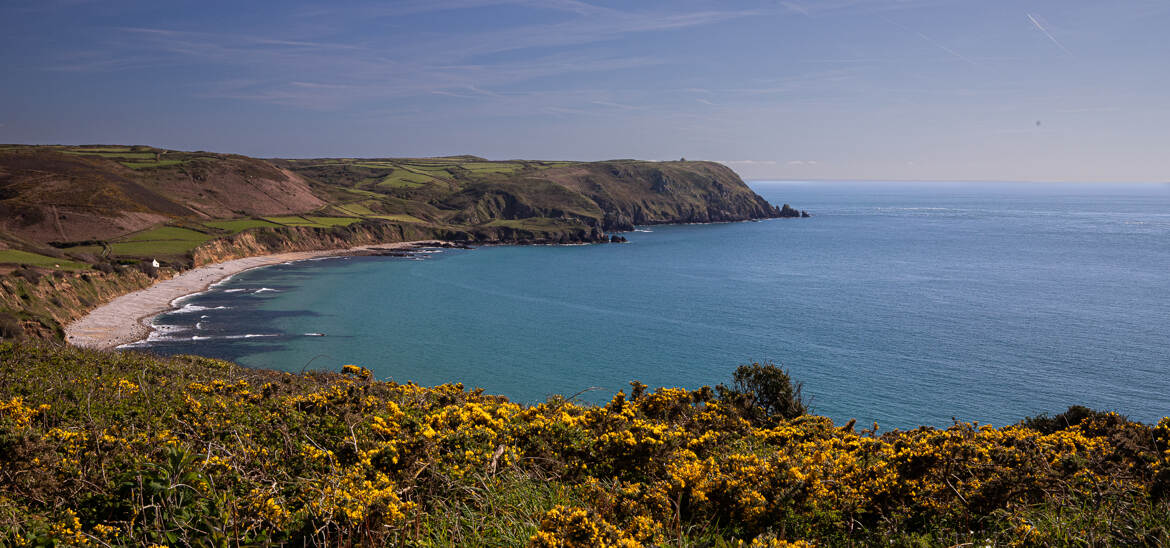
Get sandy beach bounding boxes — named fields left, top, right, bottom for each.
left=65, top=241, right=445, bottom=350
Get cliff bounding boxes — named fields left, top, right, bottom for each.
left=0, top=145, right=804, bottom=342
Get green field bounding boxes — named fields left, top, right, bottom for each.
left=333, top=202, right=377, bottom=216
left=0, top=250, right=88, bottom=269
left=60, top=146, right=137, bottom=153
left=370, top=214, right=426, bottom=223
left=344, top=188, right=384, bottom=198
left=305, top=216, right=362, bottom=227
left=263, top=216, right=361, bottom=228
left=370, top=168, right=440, bottom=189
left=120, top=159, right=186, bottom=169
left=107, top=240, right=204, bottom=257
left=109, top=226, right=216, bottom=257
left=461, top=162, right=523, bottom=174
left=486, top=217, right=569, bottom=230
left=351, top=162, right=398, bottom=169
left=59, top=150, right=157, bottom=160
left=121, top=226, right=212, bottom=243
left=200, top=219, right=281, bottom=233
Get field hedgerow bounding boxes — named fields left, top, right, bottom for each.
left=0, top=342, right=1168, bottom=546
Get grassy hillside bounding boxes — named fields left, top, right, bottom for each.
left=0, top=343, right=1166, bottom=546
left=1, top=146, right=789, bottom=271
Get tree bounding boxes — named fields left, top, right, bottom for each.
left=717, top=361, right=807, bottom=422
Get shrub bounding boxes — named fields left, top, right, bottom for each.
left=1021, top=405, right=1117, bottom=434
left=717, top=361, right=807, bottom=422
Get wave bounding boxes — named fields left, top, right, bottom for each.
left=254, top=287, right=279, bottom=294
left=138, top=323, right=187, bottom=344
left=223, top=288, right=247, bottom=293
left=173, top=304, right=231, bottom=314
left=208, top=274, right=235, bottom=288
left=187, top=333, right=281, bottom=342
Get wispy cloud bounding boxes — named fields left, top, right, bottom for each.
left=778, top=0, right=958, bottom=17
left=1026, top=13, right=1073, bottom=56
left=881, top=17, right=976, bottom=66
left=43, top=3, right=747, bottom=110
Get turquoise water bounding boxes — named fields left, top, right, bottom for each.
left=137, top=182, right=1170, bottom=429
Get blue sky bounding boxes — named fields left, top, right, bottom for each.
left=2, top=0, right=1168, bottom=181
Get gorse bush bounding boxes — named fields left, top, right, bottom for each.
left=717, top=361, right=807, bottom=423
left=0, top=343, right=1168, bottom=546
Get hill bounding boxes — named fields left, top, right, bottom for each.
left=0, top=145, right=793, bottom=268
left=0, top=342, right=1166, bottom=545
left=0, top=145, right=802, bottom=341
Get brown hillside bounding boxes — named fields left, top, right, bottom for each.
left=0, top=146, right=323, bottom=244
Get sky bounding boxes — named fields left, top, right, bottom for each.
left=1, top=0, right=1168, bottom=182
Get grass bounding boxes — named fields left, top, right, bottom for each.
left=486, top=218, right=570, bottom=230
left=61, top=245, right=105, bottom=258
left=370, top=214, right=426, bottom=223
left=200, top=219, right=281, bottom=233
left=60, top=146, right=137, bottom=153
left=106, top=226, right=217, bottom=258
left=305, top=216, right=362, bottom=227
left=120, top=159, right=186, bottom=170
left=58, top=150, right=158, bottom=160
left=0, top=250, right=88, bottom=270
left=120, top=226, right=213, bottom=243
left=262, top=216, right=361, bottom=228
left=107, top=240, right=202, bottom=257
left=344, top=188, right=385, bottom=198
left=333, top=202, right=376, bottom=216
left=460, top=162, right=523, bottom=174
left=378, top=169, right=438, bottom=189
left=351, top=162, right=398, bottom=169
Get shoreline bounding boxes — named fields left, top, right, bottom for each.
left=64, top=240, right=447, bottom=350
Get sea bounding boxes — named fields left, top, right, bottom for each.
left=130, top=181, right=1170, bottom=429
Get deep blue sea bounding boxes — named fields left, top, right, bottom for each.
left=133, top=182, right=1170, bottom=429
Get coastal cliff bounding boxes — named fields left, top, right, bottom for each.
left=0, top=145, right=806, bottom=342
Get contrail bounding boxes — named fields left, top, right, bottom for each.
left=1026, top=13, right=1072, bottom=56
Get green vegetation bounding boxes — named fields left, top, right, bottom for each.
left=369, top=214, right=426, bottom=223
left=331, top=202, right=376, bottom=216
left=461, top=162, right=523, bottom=174
left=0, top=345, right=1167, bottom=546
left=262, top=216, right=361, bottom=228
left=200, top=218, right=281, bottom=233
left=120, top=226, right=211, bottom=243
left=105, top=226, right=216, bottom=258
left=377, top=169, right=439, bottom=189
left=120, top=159, right=186, bottom=170
left=58, top=150, right=158, bottom=160
left=486, top=218, right=574, bottom=230
left=0, top=250, right=88, bottom=270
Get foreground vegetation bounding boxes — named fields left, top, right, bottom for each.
left=1, top=343, right=1166, bottom=546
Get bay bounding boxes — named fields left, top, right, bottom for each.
left=137, top=181, right=1170, bottom=429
